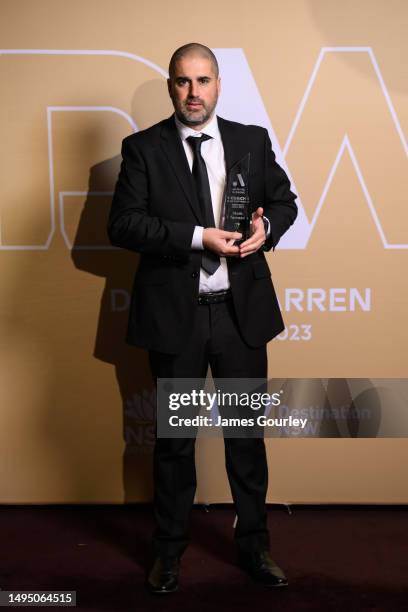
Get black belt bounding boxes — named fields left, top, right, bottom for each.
left=198, top=289, right=232, bottom=305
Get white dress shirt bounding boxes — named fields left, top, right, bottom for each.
left=174, top=114, right=271, bottom=293
left=174, top=114, right=230, bottom=293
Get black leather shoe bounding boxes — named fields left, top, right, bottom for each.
left=146, top=555, right=180, bottom=594
left=238, top=550, right=288, bottom=587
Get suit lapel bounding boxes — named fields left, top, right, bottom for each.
left=217, top=116, right=249, bottom=173
left=160, top=116, right=204, bottom=224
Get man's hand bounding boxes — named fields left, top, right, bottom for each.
left=203, top=228, right=242, bottom=256
left=239, top=207, right=266, bottom=258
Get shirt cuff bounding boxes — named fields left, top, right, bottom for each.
left=191, top=226, right=204, bottom=250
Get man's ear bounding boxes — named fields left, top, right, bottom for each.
left=167, top=78, right=172, bottom=98
left=217, top=77, right=221, bottom=96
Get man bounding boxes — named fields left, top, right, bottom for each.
left=108, top=43, right=297, bottom=594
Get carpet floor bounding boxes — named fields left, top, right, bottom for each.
left=0, top=504, right=407, bottom=611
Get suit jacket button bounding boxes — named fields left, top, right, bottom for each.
left=191, top=271, right=199, bottom=279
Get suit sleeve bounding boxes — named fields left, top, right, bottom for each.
left=261, top=129, right=298, bottom=252
left=107, top=137, right=195, bottom=256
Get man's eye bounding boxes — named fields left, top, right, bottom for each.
left=199, top=78, right=210, bottom=84
left=177, top=79, right=188, bottom=85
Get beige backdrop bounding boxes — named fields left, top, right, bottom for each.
left=0, top=0, right=407, bottom=503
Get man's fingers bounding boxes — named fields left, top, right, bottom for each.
left=240, top=227, right=265, bottom=254
left=225, top=246, right=240, bottom=255
left=252, top=206, right=263, bottom=220
left=241, top=234, right=258, bottom=247
left=226, top=238, right=238, bottom=246
left=240, top=244, right=259, bottom=257
left=240, top=226, right=264, bottom=248
left=219, top=230, right=242, bottom=240
left=240, top=243, right=263, bottom=256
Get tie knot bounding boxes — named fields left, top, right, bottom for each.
left=186, top=133, right=212, bottom=152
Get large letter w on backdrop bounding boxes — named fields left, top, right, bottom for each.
left=0, top=48, right=407, bottom=250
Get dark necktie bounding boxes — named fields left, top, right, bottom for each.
left=186, top=134, right=220, bottom=275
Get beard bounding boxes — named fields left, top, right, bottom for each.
left=174, top=96, right=217, bottom=127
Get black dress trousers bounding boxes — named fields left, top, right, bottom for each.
left=148, top=298, right=270, bottom=558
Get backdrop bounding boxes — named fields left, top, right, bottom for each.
left=1, top=0, right=407, bottom=503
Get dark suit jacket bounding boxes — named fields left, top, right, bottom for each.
left=107, top=114, right=297, bottom=354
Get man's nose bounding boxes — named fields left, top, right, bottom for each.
left=189, top=80, right=199, bottom=97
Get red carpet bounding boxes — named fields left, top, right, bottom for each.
left=0, top=504, right=407, bottom=611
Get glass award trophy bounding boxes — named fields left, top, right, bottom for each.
left=222, top=153, right=251, bottom=245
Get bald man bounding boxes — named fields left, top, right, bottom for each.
left=108, top=42, right=297, bottom=594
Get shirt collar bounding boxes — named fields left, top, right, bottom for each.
left=174, top=113, right=220, bottom=141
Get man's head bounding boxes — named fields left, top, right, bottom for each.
left=167, top=43, right=220, bottom=129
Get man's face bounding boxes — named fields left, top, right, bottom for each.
left=167, top=54, right=220, bottom=129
